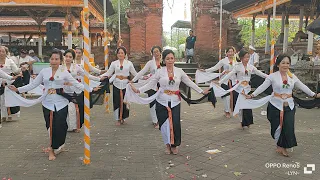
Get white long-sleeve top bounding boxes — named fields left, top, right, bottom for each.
left=64, top=63, right=100, bottom=94
left=77, top=58, right=102, bottom=74
left=102, top=59, right=137, bottom=90
left=138, top=67, right=203, bottom=108
left=0, top=69, right=13, bottom=82
left=219, top=63, right=267, bottom=94
left=132, top=58, right=161, bottom=90
left=249, top=52, right=259, bottom=66
left=67, top=63, right=100, bottom=81
left=18, top=66, right=84, bottom=111
left=252, top=71, right=316, bottom=111
left=0, top=57, right=21, bottom=85
left=205, top=57, right=237, bottom=85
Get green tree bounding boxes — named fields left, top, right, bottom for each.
left=163, top=29, right=189, bottom=48
left=106, top=0, right=130, bottom=33
left=238, top=19, right=300, bottom=47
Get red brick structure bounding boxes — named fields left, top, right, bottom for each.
left=191, top=0, right=241, bottom=67
left=123, top=0, right=241, bottom=68
left=127, top=0, right=163, bottom=65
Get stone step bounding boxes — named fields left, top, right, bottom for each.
left=183, top=68, right=198, bottom=73
left=186, top=73, right=195, bottom=79
left=174, top=62, right=198, bottom=69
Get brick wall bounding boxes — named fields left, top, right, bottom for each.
left=127, top=0, right=163, bottom=66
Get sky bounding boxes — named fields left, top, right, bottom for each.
left=162, top=0, right=191, bottom=32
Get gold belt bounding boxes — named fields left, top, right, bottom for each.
left=274, top=93, right=292, bottom=100
left=164, top=90, right=179, bottom=95
left=116, top=75, right=128, bottom=80
left=240, top=81, right=249, bottom=86
left=48, top=88, right=56, bottom=94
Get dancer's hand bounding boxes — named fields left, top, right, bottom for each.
left=245, top=94, right=253, bottom=99
left=93, top=86, right=102, bottom=92
left=202, top=89, right=211, bottom=95
left=316, top=93, right=320, bottom=98
left=198, top=69, right=205, bottom=72
left=8, top=85, right=18, bottom=92
left=12, top=73, right=22, bottom=80
left=100, top=70, right=108, bottom=75
left=211, top=80, right=219, bottom=86
left=64, top=82, right=73, bottom=86
left=100, top=76, right=107, bottom=81
left=130, top=83, right=140, bottom=93
left=142, top=75, right=149, bottom=80
left=31, top=74, right=37, bottom=79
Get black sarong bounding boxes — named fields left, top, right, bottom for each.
left=42, top=105, right=68, bottom=149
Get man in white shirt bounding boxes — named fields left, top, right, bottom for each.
left=248, top=45, right=259, bottom=67
left=29, top=49, right=41, bottom=63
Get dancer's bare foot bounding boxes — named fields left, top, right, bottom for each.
left=43, top=147, right=51, bottom=153
left=276, top=147, right=289, bottom=157
left=48, top=148, right=56, bottom=161
left=240, top=123, right=244, bottom=130
left=165, top=144, right=171, bottom=155
left=171, top=147, right=178, bottom=155
left=225, top=112, right=231, bottom=118
left=276, top=146, right=282, bottom=154
left=73, top=129, right=81, bottom=133
left=115, top=121, right=121, bottom=126
left=2, top=117, right=6, bottom=122
left=153, top=123, right=159, bottom=129
left=7, top=117, right=12, bottom=121
left=282, top=148, right=289, bottom=157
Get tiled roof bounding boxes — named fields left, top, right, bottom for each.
left=0, top=19, right=103, bottom=27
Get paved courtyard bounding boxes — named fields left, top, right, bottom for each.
left=0, top=91, right=320, bottom=180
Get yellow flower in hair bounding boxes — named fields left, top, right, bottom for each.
left=287, top=70, right=293, bottom=78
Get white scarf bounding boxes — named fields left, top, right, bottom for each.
left=5, top=87, right=48, bottom=107
left=195, top=70, right=221, bottom=84
left=123, top=84, right=161, bottom=105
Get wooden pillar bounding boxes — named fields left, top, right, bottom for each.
left=8, top=33, right=11, bottom=46
left=307, top=6, right=315, bottom=55
left=283, top=6, right=289, bottom=53
left=68, top=31, right=72, bottom=49
left=299, top=5, right=304, bottom=31
left=265, top=11, right=271, bottom=54
left=63, top=33, right=66, bottom=46
left=251, top=14, right=257, bottom=46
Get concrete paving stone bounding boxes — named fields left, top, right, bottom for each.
left=0, top=92, right=319, bottom=180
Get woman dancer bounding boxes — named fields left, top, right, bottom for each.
left=132, top=46, right=162, bottom=128
left=246, top=54, right=320, bottom=157
left=219, top=49, right=267, bottom=129
left=8, top=50, right=88, bottom=161
left=200, top=47, right=237, bottom=118
left=63, top=49, right=106, bottom=132
left=74, top=47, right=107, bottom=75
left=130, top=49, right=209, bottom=155
left=0, top=46, right=24, bottom=123
left=102, top=46, right=137, bottom=125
